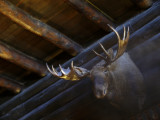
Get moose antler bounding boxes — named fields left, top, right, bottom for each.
left=93, top=25, right=129, bottom=65
left=46, top=61, right=89, bottom=81
left=47, top=25, right=129, bottom=81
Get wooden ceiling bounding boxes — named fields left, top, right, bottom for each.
left=0, top=0, right=160, bottom=119
left=0, top=0, right=154, bottom=107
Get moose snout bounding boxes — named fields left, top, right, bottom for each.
left=94, top=87, right=107, bottom=99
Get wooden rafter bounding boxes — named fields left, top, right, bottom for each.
left=0, top=0, right=83, bottom=56
left=0, top=76, right=23, bottom=94
left=66, top=0, right=114, bottom=31
left=0, top=41, right=47, bottom=76
left=131, top=0, right=152, bottom=8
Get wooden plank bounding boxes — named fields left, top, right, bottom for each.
left=131, top=0, right=152, bottom=9
left=66, top=0, right=114, bottom=31
left=18, top=79, right=92, bottom=120
left=127, top=16, right=160, bottom=50
left=129, top=33, right=160, bottom=68
left=0, top=76, right=23, bottom=94
left=41, top=91, right=96, bottom=120
left=0, top=1, right=159, bottom=117
left=0, top=41, right=47, bottom=76
left=0, top=0, right=83, bottom=56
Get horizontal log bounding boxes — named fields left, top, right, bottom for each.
left=127, top=18, right=160, bottom=50
left=41, top=92, right=123, bottom=120
left=131, top=0, right=152, bottom=9
left=129, top=33, right=160, bottom=69
left=0, top=1, right=159, bottom=116
left=0, top=0, right=83, bottom=56
left=41, top=91, right=96, bottom=120
left=0, top=74, right=53, bottom=116
left=0, top=41, right=47, bottom=76
left=18, top=79, right=92, bottom=120
left=0, top=76, right=23, bottom=94
left=66, top=0, right=114, bottom=31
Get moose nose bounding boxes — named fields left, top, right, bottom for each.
left=95, top=89, right=106, bottom=99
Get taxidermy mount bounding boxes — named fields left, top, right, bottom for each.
left=46, top=25, right=145, bottom=113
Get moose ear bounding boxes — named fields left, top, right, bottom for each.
left=46, top=61, right=90, bottom=81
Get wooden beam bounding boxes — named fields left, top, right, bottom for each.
left=127, top=17, right=160, bottom=50
left=41, top=91, right=95, bottom=120
left=0, top=41, right=47, bottom=76
left=0, top=0, right=83, bottom=56
left=66, top=0, right=114, bottom=31
left=0, top=1, right=159, bottom=117
left=19, top=79, right=92, bottom=120
left=40, top=91, right=96, bottom=120
left=131, top=0, right=152, bottom=9
left=0, top=76, right=23, bottom=94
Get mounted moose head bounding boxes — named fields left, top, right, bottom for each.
left=46, top=25, right=145, bottom=112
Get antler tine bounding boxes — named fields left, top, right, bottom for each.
left=109, top=25, right=129, bottom=62
left=122, top=26, right=126, bottom=40
left=108, top=24, right=121, bottom=42
left=71, top=61, right=74, bottom=70
left=71, top=61, right=79, bottom=73
left=126, top=26, right=130, bottom=42
left=92, top=49, right=107, bottom=62
left=46, top=61, right=89, bottom=81
left=59, top=64, right=66, bottom=75
left=92, top=25, right=129, bottom=65
left=46, top=63, right=59, bottom=76
left=99, top=43, right=111, bottom=60
left=70, top=61, right=82, bottom=75
left=51, top=65, right=59, bottom=74
left=108, top=48, right=114, bottom=60
left=70, top=61, right=79, bottom=74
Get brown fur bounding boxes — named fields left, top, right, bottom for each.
left=91, top=53, right=145, bottom=113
